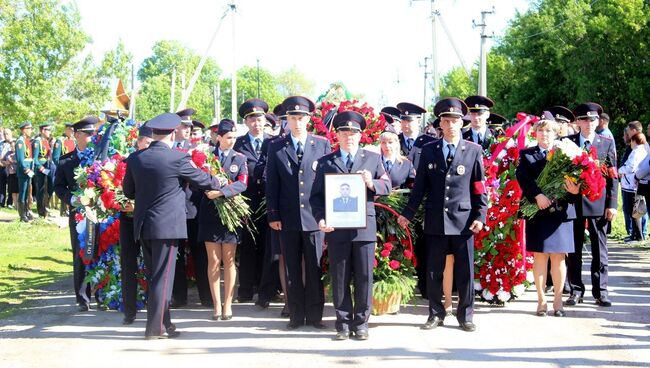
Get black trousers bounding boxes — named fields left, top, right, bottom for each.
left=68, top=211, right=90, bottom=304
left=141, top=238, right=178, bottom=337
left=426, top=234, right=474, bottom=323
left=280, top=230, right=324, bottom=325
left=329, top=241, right=374, bottom=332
left=0, top=167, right=7, bottom=207
left=237, top=215, right=267, bottom=299
left=257, top=227, right=281, bottom=303
left=413, top=223, right=428, bottom=298
left=35, top=170, right=48, bottom=217
left=119, top=214, right=142, bottom=319
left=172, top=218, right=210, bottom=304
left=569, top=217, right=609, bottom=299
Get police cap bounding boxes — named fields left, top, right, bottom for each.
left=217, top=119, right=237, bottom=136
left=147, top=113, right=181, bottom=134
left=333, top=111, right=366, bottom=132
left=282, top=96, right=315, bottom=116
left=176, top=108, right=196, bottom=126
left=239, top=99, right=269, bottom=119
left=396, top=102, right=426, bottom=120
left=573, top=102, right=603, bottom=121
left=465, top=95, right=494, bottom=112
left=72, top=116, right=98, bottom=133
left=434, top=98, right=468, bottom=118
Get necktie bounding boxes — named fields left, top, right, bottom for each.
left=296, top=142, right=304, bottom=162
left=477, top=133, right=483, bottom=145
left=446, top=144, right=455, bottom=167
left=406, top=138, right=414, bottom=151
left=254, top=138, right=262, bottom=154
left=385, top=160, right=393, bottom=173
left=219, top=152, right=225, bottom=165
left=541, top=149, right=547, bottom=158
left=583, top=140, right=591, bottom=151
left=345, top=154, right=353, bottom=172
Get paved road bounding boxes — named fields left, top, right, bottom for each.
left=1, top=244, right=649, bottom=368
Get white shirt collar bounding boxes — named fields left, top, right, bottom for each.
left=289, top=134, right=306, bottom=148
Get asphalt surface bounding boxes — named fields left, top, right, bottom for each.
left=1, top=244, right=649, bottom=368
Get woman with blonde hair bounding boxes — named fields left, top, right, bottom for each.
left=516, top=118, right=579, bottom=316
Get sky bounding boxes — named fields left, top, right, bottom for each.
left=74, top=0, right=530, bottom=109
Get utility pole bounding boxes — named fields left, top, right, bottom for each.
left=419, top=57, right=431, bottom=109
left=256, top=58, right=261, bottom=99
left=170, top=67, right=176, bottom=113
left=230, top=2, right=237, bottom=121
left=474, top=7, right=495, bottom=96
left=213, top=83, right=221, bottom=123
left=411, top=0, right=439, bottom=104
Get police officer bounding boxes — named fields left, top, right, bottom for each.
left=54, top=117, right=97, bottom=311
left=487, top=113, right=507, bottom=139
left=463, top=95, right=494, bottom=150
left=15, top=122, right=35, bottom=222
left=32, top=122, right=54, bottom=218
left=123, top=112, right=223, bottom=339
left=311, top=111, right=392, bottom=340
left=380, top=106, right=403, bottom=135
left=173, top=108, right=195, bottom=151
left=52, top=123, right=76, bottom=216
left=379, top=119, right=415, bottom=189
left=565, top=102, right=618, bottom=307
left=266, top=96, right=331, bottom=330
left=233, top=98, right=270, bottom=304
left=396, top=102, right=434, bottom=299
left=120, top=124, right=153, bottom=325
left=398, top=97, right=488, bottom=332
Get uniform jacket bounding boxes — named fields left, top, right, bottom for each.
left=565, top=133, right=618, bottom=217
left=54, top=149, right=80, bottom=206
left=462, top=127, right=494, bottom=150
left=51, top=138, right=64, bottom=166
left=402, top=139, right=488, bottom=235
left=198, top=148, right=248, bottom=224
left=123, top=140, right=221, bottom=241
left=233, top=134, right=269, bottom=208
left=332, top=196, right=358, bottom=212
left=399, top=133, right=435, bottom=170
left=383, top=156, right=415, bottom=189
left=266, top=134, right=331, bottom=231
left=516, top=145, right=577, bottom=222
left=15, top=135, right=34, bottom=174
left=32, top=136, right=51, bottom=170
left=310, top=148, right=392, bottom=242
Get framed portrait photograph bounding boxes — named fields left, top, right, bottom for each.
left=325, top=173, right=367, bottom=229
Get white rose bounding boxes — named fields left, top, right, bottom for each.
left=512, top=284, right=526, bottom=297
left=482, top=289, right=494, bottom=301
left=80, top=196, right=91, bottom=206
left=497, top=290, right=510, bottom=302
left=474, top=280, right=483, bottom=291
left=103, top=161, right=116, bottom=171
left=526, top=270, right=535, bottom=283
left=84, top=188, right=96, bottom=199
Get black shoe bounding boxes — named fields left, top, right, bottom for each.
left=96, top=304, right=107, bottom=311
left=122, top=316, right=136, bottom=325
left=595, top=297, right=612, bottom=307
left=563, top=294, right=583, bottom=306
left=166, top=324, right=177, bottom=333
left=459, top=322, right=476, bottom=332
left=421, top=316, right=443, bottom=330
left=255, top=300, right=270, bottom=309
left=334, top=330, right=350, bottom=341
left=235, top=296, right=253, bottom=303
left=169, top=300, right=186, bottom=309
left=78, top=303, right=90, bottom=312
left=286, top=321, right=302, bottom=330
left=354, top=329, right=369, bottom=340
left=309, top=321, right=327, bottom=329
left=553, top=310, right=566, bottom=317
left=280, top=305, right=290, bottom=318
left=145, top=330, right=180, bottom=340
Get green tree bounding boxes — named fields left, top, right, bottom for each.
left=276, top=66, right=316, bottom=98
left=219, top=66, right=283, bottom=121
left=136, top=40, right=221, bottom=124
left=0, top=0, right=88, bottom=126
left=439, top=66, right=476, bottom=100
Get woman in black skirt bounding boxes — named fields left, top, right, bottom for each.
left=198, top=120, right=248, bottom=320
left=516, top=118, right=579, bottom=317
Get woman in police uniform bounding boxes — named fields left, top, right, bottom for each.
left=516, top=117, right=579, bottom=317
left=379, top=115, right=415, bottom=189
left=198, top=119, right=248, bottom=321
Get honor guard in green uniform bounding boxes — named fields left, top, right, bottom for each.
left=15, top=122, right=34, bottom=222
left=32, top=122, right=54, bottom=218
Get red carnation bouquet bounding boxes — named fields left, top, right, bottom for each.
left=190, top=145, right=255, bottom=234
left=310, top=99, right=387, bottom=147
left=519, top=138, right=607, bottom=218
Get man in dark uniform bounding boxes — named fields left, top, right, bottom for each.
left=266, top=96, right=331, bottom=330
left=398, top=97, right=488, bottom=332
left=463, top=95, right=494, bottom=150
left=123, top=112, right=222, bottom=339
left=396, top=102, right=435, bottom=299
left=120, top=124, right=153, bottom=325
left=564, top=102, right=618, bottom=307
left=233, top=98, right=270, bottom=303
left=380, top=106, right=402, bottom=135
left=32, top=122, right=54, bottom=218
left=332, top=183, right=358, bottom=212
left=15, top=122, right=34, bottom=222
left=54, top=117, right=97, bottom=311
left=173, top=108, right=195, bottom=150
left=311, top=111, right=392, bottom=341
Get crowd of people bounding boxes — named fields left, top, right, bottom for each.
left=3, top=93, right=644, bottom=341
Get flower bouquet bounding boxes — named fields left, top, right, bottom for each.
left=519, top=138, right=606, bottom=218
left=190, top=145, right=255, bottom=235
left=310, top=99, right=387, bottom=148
